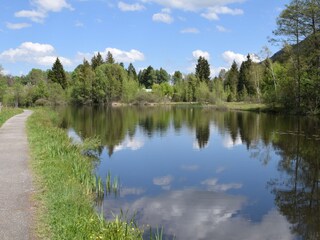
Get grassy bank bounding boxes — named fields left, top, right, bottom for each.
left=0, top=107, right=23, bottom=127
left=27, top=108, right=143, bottom=240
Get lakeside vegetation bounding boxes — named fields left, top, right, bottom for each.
left=27, top=108, right=143, bottom=240
left=0, top=0, right=319, bottom=115
left=0, top=107, right=23, bottom=127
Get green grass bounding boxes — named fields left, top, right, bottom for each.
left=0, top=107, right=23, bottom=127
left=27, top=108, right=143, bottom=240
left=221, top=102, right=267, bottom=111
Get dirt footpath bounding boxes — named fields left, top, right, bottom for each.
left=0, top=110, right=34, bottom=240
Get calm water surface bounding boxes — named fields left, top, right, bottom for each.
left=60, top=106, right=320, bottom=240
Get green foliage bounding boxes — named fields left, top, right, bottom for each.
left=172, top=71, right=183, bottom=85
left=224, top=61, right=239, bottom=101
left=106, top=51, right=115, bottom=64
left=122, top=78, right=139, bottom=103
left=22, top=68, right=47, bottom=85
left=185, top=74, right=198, bottom=102
left=91, top=52, right=104, bottom=70
left=195, top=82, right=210, bottom=103
left=127, top=63, right=138, bottom=81
left=172, top=79, right=187, bottom=102
left=152, top=82, right=173, bottom=99
left=72, top=60, right=95, bottom=104
left=0, top=107, right=23, bottom=127
left=139, top=66, right=157, bottom=89
left=195, top=56, right=210, bottom=84
left=48, top=58, right=68, bottom=89
left=238, top=54, right=256, bottom=98
left=0, top=77, right=7, bottom=102
left=155, top=68, right=170, bottom=84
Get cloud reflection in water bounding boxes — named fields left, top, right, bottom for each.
left=107, top=189, right=294, bottom=240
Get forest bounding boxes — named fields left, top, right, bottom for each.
left=0, top=0, right=319, bottom=114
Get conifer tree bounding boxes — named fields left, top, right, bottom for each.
left=91, top=52, right=104, bottom=70
left=225, top=61, right=239, bottom=101
left=48, top=58, right=67, bottom=89
left=106, top=51, right=115, bottom=64
left=195, top=56, right=210, bottom=84
left=127, top=63, right=138, bottom=81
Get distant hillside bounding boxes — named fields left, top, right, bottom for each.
left=271, top=34, right=319, bottom=63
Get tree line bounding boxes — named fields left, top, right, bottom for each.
left=0, top=0, right=319, bottom=114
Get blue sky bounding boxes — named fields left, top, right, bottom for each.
left=0, top=0, right=289, bottom=76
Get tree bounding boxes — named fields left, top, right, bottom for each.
left=195, top=56, right=210, bottom=84
left=48, top=58, right=68, bottom=89
left=172, top=71, right=183, bottom=85
left=185, top=74, right=198, bottom=102
left=127, top=63, right=138, bottom=81
left=106, top=51, right=115, bottom=64
left=72, top=60, right=95, bottom=104
left=224, top=61, right=239, bottom=101
left=273, top=0, right=306, bottom=110
left=155, top=68, right=170, bottom=84
left=138, top=66, right=157, bottom=89
left=91, top=52, right=104, bottom=70
left=238, top=54, right=256, bottom=100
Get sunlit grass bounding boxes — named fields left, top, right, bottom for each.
left=0, top=107, right=23, bottom=127
left=27, top=108, right=143, bottom=239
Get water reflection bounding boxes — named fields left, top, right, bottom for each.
left=60, top=106, right=320, bottom=239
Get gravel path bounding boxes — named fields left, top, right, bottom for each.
left=0, top=110, right=34, bottom=240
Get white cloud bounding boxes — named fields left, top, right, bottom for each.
left=223, top=134, right=243, bottom=149
left=143, top=0, right=245, bottom=20
left=118, top=1, right=145, bottom=11
left=211, top=66, right=227, bottom=77
left=114, top=137, right=144, bottom=152
left=192, top=50, right=210, bottom=60
left=201, top=6, right=243, bottom=20
left=75, top=21, right=84, bottom=27
left=15, top=10, right=47, bottom=23
left=180, top=28, right=199, bottom=34
left=6, top=22, right=32, bottom=30
left=15, top=0, right=72, bottom=22
left=111, top=189, right=294, bottom=240
left=32, top=0, right=72, bottom=12
left=153, top=175, right=174, bottom=186
left=143, top=0, right=245, bottom=11
left=101, top=48, right=145, bottom=63
left=152, top=8, right=174, bottom=24
left=0, top=42, right=72, bottom=66
left=201, top=178, right=242, bottom=192
left=216, top=25, right=229, bottom=32
left=222, top=51, right=260, bottom=67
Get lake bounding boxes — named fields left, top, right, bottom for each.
left=59, top=106, right=320, bottom=240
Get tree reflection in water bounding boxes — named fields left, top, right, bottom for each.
left=59, top=106, right=320, bottom=239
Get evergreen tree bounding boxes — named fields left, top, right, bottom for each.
left=48, top=58, right=67, bottom=89
left=195, top=56, right=210, bottom=84
left=224, top=61, right=239, bottom=101
left=106, top=51, right=115, bottom=64
left=91, top=52, right=104, bottom=70
left=238, top=54, right=255, bottom=99
left=127, top=63, right=138, bottom=81
left=155, top=68, right=170, bottom=84
left=138, top=66, right=157, bottom=88
left=172, top=71, right=183, bottom=84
